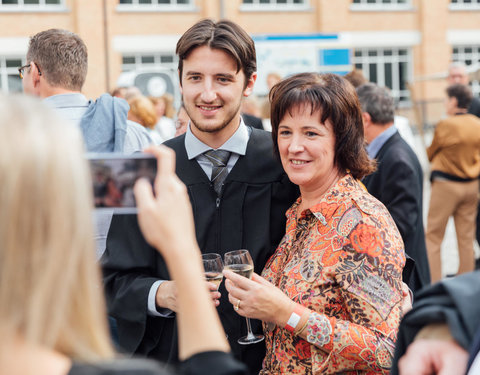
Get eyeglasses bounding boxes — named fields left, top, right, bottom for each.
left=18, top=62, right=41, bottom=79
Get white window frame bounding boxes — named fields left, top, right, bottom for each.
left=117, top=0, right=196, bottom=12
left=449, top=0, right=480, bottom=10
left=0, top=56, right=25, bottom=93
left=121, top=52, right=178, bottom=72
left=240, top=0, right=310, bottom=12
left=452, top=45, right=480, bottom=97
left=350, top=0, right=413, bottom=12
left=0, top=0, right=66, bottom=12
left=352, top=47, right=413, bottom=104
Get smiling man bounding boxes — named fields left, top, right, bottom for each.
left=102, top=19, right=298, bottom=374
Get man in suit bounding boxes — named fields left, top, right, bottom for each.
left=426, top=83, right=480, bottom=282
left=102, top=19, right=299, bottom=374
left=357, top=83, right=430, bottom=293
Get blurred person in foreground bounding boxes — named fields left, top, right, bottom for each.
left=128, top=95, right=163, bottom=145
left=357, top=83, right=430, bottom=293
left=224, top=73, right=405, bottom=374
left=392, top=270, right=480, bottom=375
left=0, top=94, right=246, bottom=375
left=426, top=83, right=480, bottom=282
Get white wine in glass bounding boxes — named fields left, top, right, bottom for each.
left=224, top=249, right=265, bottom=345
left=202, top=253, right=224, bottom=291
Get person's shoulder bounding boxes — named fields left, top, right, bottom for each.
left=163, top=134, right=186, bottom=150
left=69, top=358, right=168, bottom=375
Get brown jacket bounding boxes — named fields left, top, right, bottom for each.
left=427, top=113, right=480, bottom=179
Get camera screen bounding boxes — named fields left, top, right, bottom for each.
left=87, top=154, right=156, bottom=213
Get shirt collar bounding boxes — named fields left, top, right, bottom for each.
left=185, top=118, right=249, bottom=160
left=286, top=174, right=360, bottom=227
left=366, top=125, right=397, bottom=158
left=43, top=93, right=89, bottom=109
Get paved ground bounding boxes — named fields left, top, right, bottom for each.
left=412, top=129, right=480, bottom=278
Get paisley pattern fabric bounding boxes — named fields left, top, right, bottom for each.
left=260, top=175, right=405, bottom=374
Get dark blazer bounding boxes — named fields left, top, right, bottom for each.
left=362, top=131, right=431, bottom=292
left=469, top=96, right=480, bottom=118
left=102, top=129, right=299, bottom=375
left=242, top=113, right=264, bottom=130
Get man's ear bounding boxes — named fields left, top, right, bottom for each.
left=362, top=112, right=371, bottom=128
left=31, top=62, right=42, bottom=88
left=243, top=72, right=257, bottom=97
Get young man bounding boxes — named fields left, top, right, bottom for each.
left=102, top=20, right=298, bottom=374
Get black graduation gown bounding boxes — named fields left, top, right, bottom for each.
left=102, top=129, right=299, bottom=374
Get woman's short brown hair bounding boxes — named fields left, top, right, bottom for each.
left=270, top=72, right=375, bottom=180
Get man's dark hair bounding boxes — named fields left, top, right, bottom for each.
left=27, top=29, right=88, bottom=91
left=356, top=83, right=395, bottom=125
left=270, top=72, right=376, bottom=180
left=176, top=19, right=256, bottom=87
left=446, top=83, right=473, bottom=110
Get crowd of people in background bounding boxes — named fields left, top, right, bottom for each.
left=3, top=15, right=480, bottom=375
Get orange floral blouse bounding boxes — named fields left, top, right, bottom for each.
left=261, top=175, right=405, bottom=374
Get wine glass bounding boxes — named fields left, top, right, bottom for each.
left=224, top=249, right=264, bottom=345
left=202, top=253, right=224, bottom=291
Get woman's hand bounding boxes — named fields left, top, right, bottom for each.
left=134, top=145, right=197, bottom=260
left=224, top=270, right=296, bottom=326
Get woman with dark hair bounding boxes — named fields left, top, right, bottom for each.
left=224, top=73, right=405, bottom=374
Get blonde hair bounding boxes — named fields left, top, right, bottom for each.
left=129, top=95, right=158, bottom=129
left=149, top=94, right=176, bottom=119
left=0, top=95, right=114, bottom=361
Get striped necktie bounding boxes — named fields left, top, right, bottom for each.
left=204, top=149, right=231, bottom=196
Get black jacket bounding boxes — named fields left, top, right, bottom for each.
left=362, top=131, right=431, bottom=292
left=102, top=129, right=299, bottom=374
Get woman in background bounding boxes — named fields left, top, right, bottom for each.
left=149, top=94, right=176, bottom=141
left=0, top=94, right=245, bottom=375
left=128, top=95, right=163, bottom=145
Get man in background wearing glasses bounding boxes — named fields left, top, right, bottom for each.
left=20, top=28, right=152, bottom=258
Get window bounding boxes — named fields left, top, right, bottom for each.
left=122, top=52, right=178, bottom=72
left=0, top=0, right=64, bottom=10
left=452, top=45, right=480, bottom=97
left=241, top=0, right=309, bottom=11
left=118, top=0, right=194, bottom=10
left=450, top=0, right=480, bottom=10
left=352, top=47, right=412, bottom=103
left=0, top=56, right=24, bottom=93
left=351, top=0, right=412, bottom=11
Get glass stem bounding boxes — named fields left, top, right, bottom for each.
left=245, top=317, right=255, bottom=339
